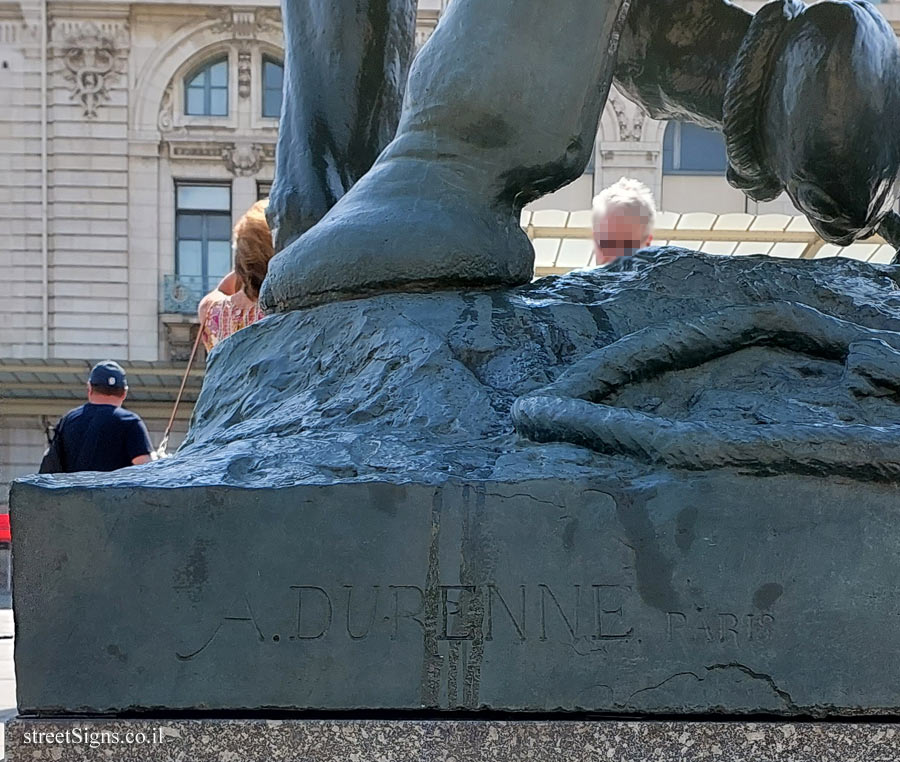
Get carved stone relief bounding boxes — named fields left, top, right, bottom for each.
left=232, top=10, right=256, bottom=39
left=157, top=84, right=181, bottom=134
left=209, top=8, right=281, bottom=39
left=221, top=143, right=265, bottom=176
left=208, top=8, right=232, bottom=35
left=54, top=21, right=128, bottom=119
left=254, top=8, right=282, bottom=36
left=608, top=89, right=646, bottom=142
left=165, top=141, right=273, bottom=175
left=238, top=48, right=252, bottom=98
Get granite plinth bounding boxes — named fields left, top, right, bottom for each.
left=6, top=719, right=900, bottom=762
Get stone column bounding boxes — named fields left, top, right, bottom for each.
left=48, top=14, right=132, bottom=358
left=0, top=11, right=44, bottom=357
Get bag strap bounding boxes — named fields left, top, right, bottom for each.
left=158, top=313, right=207, bottom=456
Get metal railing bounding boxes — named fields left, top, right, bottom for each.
left=161, top=274, right=208, bottom=315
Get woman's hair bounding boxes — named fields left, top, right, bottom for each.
left=233, top=199, right=274, bottom=302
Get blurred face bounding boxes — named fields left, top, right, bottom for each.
left=593, top=209, right=652, bottom=265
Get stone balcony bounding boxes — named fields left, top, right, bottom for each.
left=159, top=274, right=204, bottom=362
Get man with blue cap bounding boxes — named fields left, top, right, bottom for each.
left=39, top=361, right=153, bottom=473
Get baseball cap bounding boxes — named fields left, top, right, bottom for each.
left=88, top=360, right=127, bottom=391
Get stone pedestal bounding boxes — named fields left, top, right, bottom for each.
left=11, top=472, right=900, bottom=716
left=6, top=719, right=900, bottom=761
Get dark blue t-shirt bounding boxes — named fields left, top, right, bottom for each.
left=39, top=403, right=153, bottom=473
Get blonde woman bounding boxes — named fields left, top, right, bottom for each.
left=198, top=200, right=274, bottom=351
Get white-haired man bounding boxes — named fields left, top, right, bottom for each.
left=591, top=178, right=657, bottom=266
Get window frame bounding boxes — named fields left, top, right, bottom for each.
left=174, top=181, right=233, bottom=296
left=261, top=55, right=284, bottom=120
left=183, top=55, right=230, bottom=117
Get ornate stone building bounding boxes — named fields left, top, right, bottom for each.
left=1, top=0, right=299, bottom=501
left=1, top=0, right=899, bottom=505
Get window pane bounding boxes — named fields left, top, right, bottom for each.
left=207, top=240, right=232, bottom=281
left=679, top=123, right=727, bottom=173
left=263, top=60, right=283, bottom=88
left=177, top=185, right=230, bottom=211
left=257, top=182, right=271, bottom=200
left=184, top=59, right=227, bottom=115
left=262, top=59, right=283, bottom=118
left=185, top=86, right=205, bottom=115
left=210, top=87, right=228, bottom=116
left=263, top=89, right=281, bottom=118
left=177, top=240, right=203, bottom=278
left=662, top=121, right=727, bottom=174
left=176, top=212, right=203, bottom=239
left=206, top=214, right=232, bottom=241
left=209, top=60, right=228, bottom=87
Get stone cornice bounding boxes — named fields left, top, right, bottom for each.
left=53, top=0, right=278, bottom=6
left=163, top=138, right=276, bottom=176
left=0, top=19, right=40, bottom=43
left=47, top=2, right=130, bottom=19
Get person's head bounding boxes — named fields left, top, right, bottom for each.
left=87, top=360, right=128, bottom=406
left=592, top=178, right=656, bottom=265
left=233, top=199, right=274, bottom=302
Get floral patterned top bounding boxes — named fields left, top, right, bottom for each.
left=201, top=299, right=264, bottom=352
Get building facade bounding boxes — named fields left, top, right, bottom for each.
left=1, top=0, right=899, bottom=505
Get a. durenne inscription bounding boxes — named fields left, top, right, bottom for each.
left=177, top=582, right=775, bottom=661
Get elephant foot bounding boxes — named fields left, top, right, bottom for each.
left=259, top=152, right=535, bottom=312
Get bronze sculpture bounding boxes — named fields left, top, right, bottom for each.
left=512, top=300, right=900, bottom=480
left=268, top=1, right=416, bottom=253
left=265, top=0, right=624, bottom=311
left=263, top=0, right=900, bottom=314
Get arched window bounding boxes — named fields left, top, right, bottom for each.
left=663, top=122, right=728, bottom=174
left=184, top=57, right=228, bottom=116
left=261, top=56, right=283, bottom=119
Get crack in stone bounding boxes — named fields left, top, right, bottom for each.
left=707, top=662, right=799, bottom=711
left=628, top=671, right=702, bottom=702
left=627, top=663, right=798, bottom=712
left=486, top=492, right=565, bottom=509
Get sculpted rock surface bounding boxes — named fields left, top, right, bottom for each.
left=31, top=249, right=900, bottom=490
